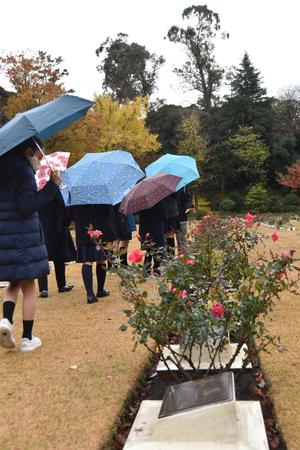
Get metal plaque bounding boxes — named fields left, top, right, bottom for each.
left=158, top=372, right=235, bottom=418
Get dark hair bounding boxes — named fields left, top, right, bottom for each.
left=13, top=136, right=44, bottom=154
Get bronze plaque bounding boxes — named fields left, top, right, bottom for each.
left=158, top=372, right=234, bottom=418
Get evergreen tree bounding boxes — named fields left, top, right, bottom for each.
left=215, top=53, right=273, bottom=144
left=231, top=52, right=266, bottom=101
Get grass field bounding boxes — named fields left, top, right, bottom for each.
left=0, top=227, right=299, bottom=449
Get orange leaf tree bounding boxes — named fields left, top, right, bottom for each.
left=0, top=50, right=71, bottom=118
left=277, top=161, right=300, bottom=192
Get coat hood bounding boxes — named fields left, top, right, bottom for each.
left=0, top=152, right=29, bottom=186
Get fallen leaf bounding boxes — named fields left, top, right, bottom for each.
left=269, top=435, right=280, bottom=449
left=250, top=385, right=264, bottom=398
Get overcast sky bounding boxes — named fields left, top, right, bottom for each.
left=1, top=0, right=300, bottom=105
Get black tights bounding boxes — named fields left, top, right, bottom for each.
left=38, top=261, right=66, bottom=291
left=81, top=262, right=107, bottom=297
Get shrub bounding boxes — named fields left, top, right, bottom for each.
left=283, top=193, right=299, bottom=213
left=117, top=214, right=298, bottom=380
left=245, top=184, right=269, bottom=212
left=221, top=197, right=236, bottom=212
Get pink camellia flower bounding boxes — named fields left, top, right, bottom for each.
left=186, top=259, right=195, bottom=266
left=87, top=229, right=103, bottom=238
left=281, top=250, right=293, bottom=261
left=93, top=229, right=103, bottom=238
left=180, top=289, right=188, bottom=299
left=211, top=302, right=224, bottom=318
left=128, top=249, right=144, bottom=263
left=245, top=212, right=257, bottom=228
left=271, top=232, right=279, bottom=242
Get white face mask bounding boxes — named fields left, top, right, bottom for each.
left=27, top=154, right=41, bottom=172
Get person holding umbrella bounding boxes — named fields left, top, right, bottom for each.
left=0, top=94, right=93, bottom=351
left=0, top=137, right=61, bottom=352
left=119, top=173, right=182, bottom=277
left=38, top=190, right=75, bottom=298
left=71, top=204, right=119, bottom=303
left=61, top=150, right=145, bottom=302
left=35, top=151, right=75, bottom=297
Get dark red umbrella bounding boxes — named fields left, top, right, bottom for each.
left=119, top=173, right=182, bottom=215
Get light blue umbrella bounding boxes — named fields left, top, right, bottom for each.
left=145, top=153, right=200, bottom=190
left=0, top=95, right=93, bottom=157
left=61, top=150, right=145, bottom=206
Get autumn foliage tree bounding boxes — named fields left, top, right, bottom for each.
left=67, top=95, right=160, bottom=166
left=0, top=50, right=71, bottom=118
left=277, top=162, right=300, bottom=192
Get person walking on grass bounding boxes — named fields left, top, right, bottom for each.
left=0, top=137, right=61, bottom=352
left=72, top=204, right=119, bottom=304
left=38, top=189, right=75, bottom=298
left=139, top=200, right=167, bottom=277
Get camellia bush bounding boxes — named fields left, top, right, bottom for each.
left=117, top=214, right=299, bottom=380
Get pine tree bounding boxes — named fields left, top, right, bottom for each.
left=231, top=52, right=266, bottom=101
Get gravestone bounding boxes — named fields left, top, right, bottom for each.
left=124, top=372, right=268, bottom=449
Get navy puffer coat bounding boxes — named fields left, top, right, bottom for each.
left=0, top=152, right=58, bottom=281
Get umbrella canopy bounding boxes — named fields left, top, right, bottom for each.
left=145, top=153, right=200, bottom=190
left=119, top=173, right=182, bottom=215
left=61, top=150, right=145, bottom=206
left=0, top=95, right=93, bottom=157
left=35, top=151, right=70, bottom=191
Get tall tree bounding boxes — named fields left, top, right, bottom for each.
left=0, top=50, right=71, bottom=118
left=96, top=33, right=165, bottom=103
left=75, top=95, right=160, bottom=166
left=215, top=53, right=273, bottom=145
left=146, top=104, right=187, bottom=153
left=277, top=161, right=300, bottom=192
left=0, top=85, right=13, bottom=126
left=176, top=112, right=207, bottom=166
left=167, top=4, right=229, bottom=111
left=229, top=126, right=270, bottom=184
left=230, top=52, right=267, bottom=101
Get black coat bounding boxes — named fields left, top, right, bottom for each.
left=113, top=204, right=131, bottom=241
left=162, top=193, right=179, bottom=219
left=176, top=187, right=194, bottom=222
left=71, top=204, right=119, bottom=247
left=0, top=153, right=58, bottom=281
left=38, top=190, right=76, bottom=262
left=139, top=201, right=167, bottom=247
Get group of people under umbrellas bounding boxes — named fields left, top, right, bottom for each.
left=0, top=95, right=199, bottom=353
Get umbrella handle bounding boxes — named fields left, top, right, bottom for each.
left=34, top=138, right=67, bottom=190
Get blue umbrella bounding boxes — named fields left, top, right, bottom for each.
left=145, top=153, right=200, bottom=190
left=61, top=150, right=145, bottom=206
left=0, top=95, right=93, bottom=157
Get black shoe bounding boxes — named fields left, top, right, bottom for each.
left=39, top=290, right=48, bottom=298
left=96, top=289, right=110, bottom=298
left=87, top=296, right=98, bottom=304
left=58, top=284, right=74, bottom=293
